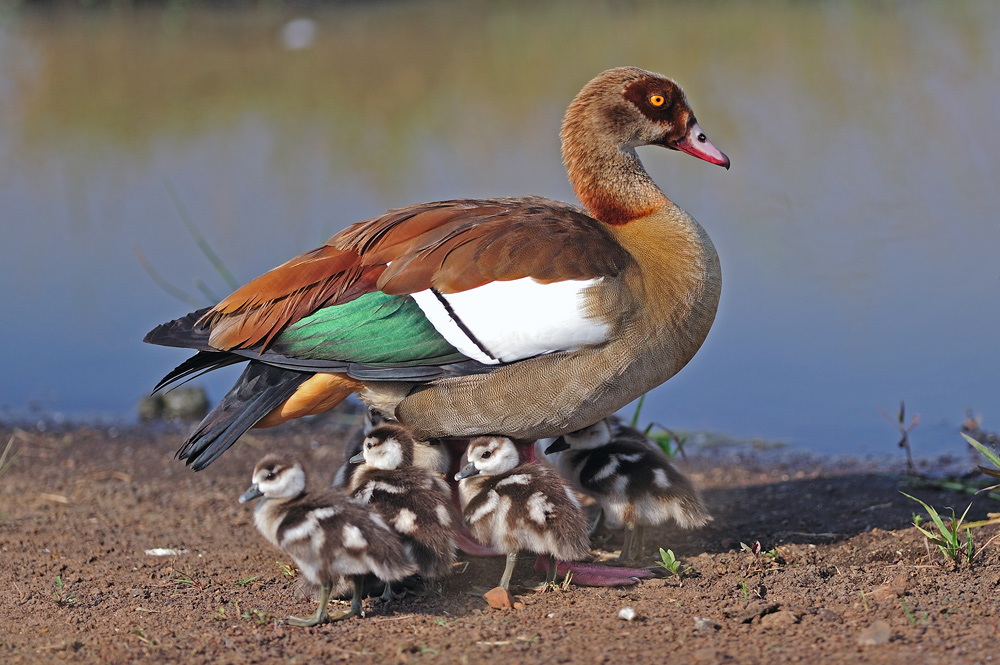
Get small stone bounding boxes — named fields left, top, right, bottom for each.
left=483, top=586, right=513, bottom=609
left=817, top=608, right=841, bottom=623
left=693, top=616, right=719, bottom=631
left=857, top=619, right=891, bottom=646
left=760, top=610, right=798, bottom=628
left=618, top=607, right=638, bottom=621
left=512, top=602, right=525, bottom=610
left=870, top=585, right=897, bottom=603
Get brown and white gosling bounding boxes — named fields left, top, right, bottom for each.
left=333, top=408, right=450, bottom=488
left=538, top=417, right=710, bottom=564
left=456, top=436, right=590, bottom=590
left=348, top=423, right=457, bottom=596
left=240, top=454, right=417, bottom=625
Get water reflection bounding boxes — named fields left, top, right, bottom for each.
left=1, top=2, right=997, bottom=457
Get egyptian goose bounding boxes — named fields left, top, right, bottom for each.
left=333, top=408, right=450, bottom=489
left=455, top=436, right=589, bottom=589
left=145, top=66, right=729, bottom=471
left=538, top=417, right=710, bottom=564
left=239, top=454, right=417, bottom=625
left=347, top=423, right=457, bottom=594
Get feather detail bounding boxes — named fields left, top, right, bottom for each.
left=191, top=197, right=629, bottom=353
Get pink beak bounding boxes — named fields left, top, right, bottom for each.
left=673, top=122, right=730, bottom=169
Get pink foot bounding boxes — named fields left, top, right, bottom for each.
left=534, top=556, right=660, bottom=586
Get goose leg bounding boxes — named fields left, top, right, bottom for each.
left=380, top=581, right=393, bottom=602
left=287, top=581, right=333, bottom=627
left=547, top=554, right=559, bottom=585
left=499, top=551, right=518, bottom=590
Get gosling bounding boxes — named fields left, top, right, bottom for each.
left=240, top=453, right=417, bottom=625
left=539, top=417, right=710, bottom=564
left=334, top=408, right=450, bottom=488
left=348, top=423, right=457, bottom=595
left=456, top=436, right=589, bottom=590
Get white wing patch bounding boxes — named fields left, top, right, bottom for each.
left=411, top=277, right=609, bottom=364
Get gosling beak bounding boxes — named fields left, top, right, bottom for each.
left=544, top=436, right=570, bottom=454
left=669, top=122, right=730, bottom=169
left=349, top=452, right=365, bottom=465
left=239, top=483, right=263, bottom=503
left=454, top=463, right=480, bottom=481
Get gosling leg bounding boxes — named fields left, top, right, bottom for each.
left=619, top=523, right=636, bottom=564
left=326, top=575, right=366, bottom=622
left=499, top=551, right=518, bottom=590
left=589, top=508, right=610, bottom=543
left=380, top=581, right=393, bottom=602
left=286, top=581, right=333, bottom=627
left=633, top=525, right=647, bottom=564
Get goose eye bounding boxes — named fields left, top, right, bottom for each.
left=649, top=94, right=665, bottom=107
left=265, top=472, right=276, bottom=480
left=481, top=451, right=492, bottom=459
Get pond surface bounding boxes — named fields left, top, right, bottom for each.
left=1, top=1, right=998, bottom=457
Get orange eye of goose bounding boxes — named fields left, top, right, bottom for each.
left=649, top=95, right=665, bottom=107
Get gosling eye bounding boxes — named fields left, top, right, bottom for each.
left=481, top=450, right=492, bottom=459
left=265, top=472, right=276, bottom=481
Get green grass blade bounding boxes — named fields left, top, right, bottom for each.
left=962, top=433, right=1000, bottom=476
left=163, top=177, right=240, bottom=291
left=630, top=393, right=646, bottom=428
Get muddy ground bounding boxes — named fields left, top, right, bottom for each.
left=1, top=414, right=998, bottom=665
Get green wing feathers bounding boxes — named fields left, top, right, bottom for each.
left=273, top=291, right=466, bottom=366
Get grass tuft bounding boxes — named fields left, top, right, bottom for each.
left=655, top=548, right=690, bottom=578
left=901, top=492, right=974, bottom=564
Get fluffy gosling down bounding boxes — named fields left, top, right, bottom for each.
left=538, top=417, right=710, bottom=564
left=240, top=454, right=417, bottom=625
left=333, top=408, right=450, bottom=489
left=348, top=423, right=457, bottom=595
left=456, top=436, right=590, bottom=590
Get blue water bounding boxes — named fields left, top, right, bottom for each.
left=2, top=3, right=998, bottom=458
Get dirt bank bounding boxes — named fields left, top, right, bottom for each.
left=1, top=418, right=997, bottom=664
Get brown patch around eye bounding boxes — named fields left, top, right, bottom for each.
left=622, top=77, right=680, bottom=122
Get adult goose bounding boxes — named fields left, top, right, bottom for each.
left=145, top=66, right=729, bottom=471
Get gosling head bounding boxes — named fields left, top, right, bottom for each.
left=455, top=436, right=521, bottom=480
left=544, top=419, right=613, bottom=454
left=239, top=454, right=306, bottom=503
left=350, top=423, right=415, bottom=470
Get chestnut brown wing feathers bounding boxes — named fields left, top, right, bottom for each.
left=201, top=197, right=630, bottom=352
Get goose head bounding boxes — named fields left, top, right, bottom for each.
left=562, top=66, right=729, bottom=167
left=239, top=454, right=306, bottom=503
left=561, top=66, right=729, bottom=225
left=455, top=436, right=521, bottom=480
left=350, top=423, right=415, bottom=470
